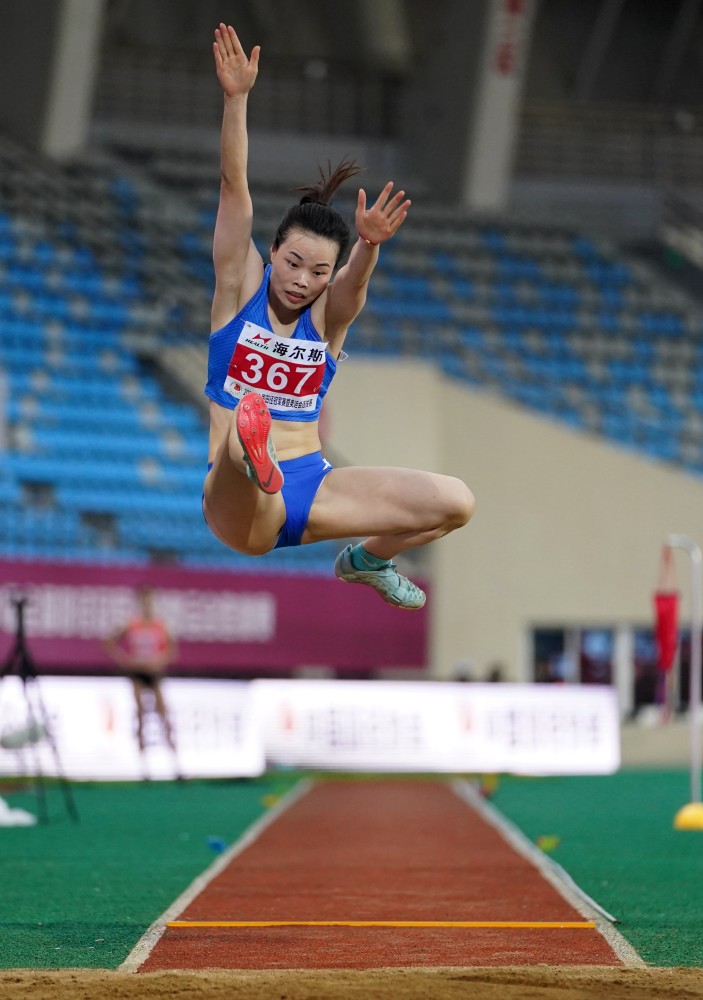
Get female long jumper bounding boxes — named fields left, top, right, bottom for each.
left=202, top=24, right=475, bottom=609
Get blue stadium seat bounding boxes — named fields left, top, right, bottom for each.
left=2, top=152, right=700, bottom=571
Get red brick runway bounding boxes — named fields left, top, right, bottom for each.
left=139, top=780, right=622, bottom=970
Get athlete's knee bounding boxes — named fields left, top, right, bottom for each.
left=443, top=478, right=475, bottom=530
left=239, top=539, right=273, bottom=557
left=207, top=517, right=271, bottom=557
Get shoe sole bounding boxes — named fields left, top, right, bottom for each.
left=236, top=393, right=284, bottom=495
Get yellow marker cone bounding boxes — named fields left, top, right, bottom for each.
left=674, top=802, right=703, bottom=830
left=535, top=835, right=561, bottom=853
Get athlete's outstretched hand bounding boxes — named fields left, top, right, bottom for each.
left=356, top=182, right=411, bottom=245
left=213, top=23, right=260, bottom=98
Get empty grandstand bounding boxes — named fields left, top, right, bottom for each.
left=2, top=126, right=702, bottom=576
left=3, top=0, right=703, bottom=690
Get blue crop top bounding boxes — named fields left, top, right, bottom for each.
left=205, top=265, right=337, bottom=422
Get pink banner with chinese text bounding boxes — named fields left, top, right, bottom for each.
left=0, top=558, right=428, bottom=675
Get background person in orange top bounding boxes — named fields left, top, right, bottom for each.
left=103, top=585, right=180, bottom=778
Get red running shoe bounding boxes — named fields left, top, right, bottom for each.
left=235, top=393, right=284, bottom=494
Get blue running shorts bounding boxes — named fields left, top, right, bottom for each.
left=203, top=451, right=333, bottom=549
left=274, top=451, right=333, bottom=548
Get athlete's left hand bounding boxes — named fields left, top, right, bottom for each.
left=356, top=182, right=411, bottom=245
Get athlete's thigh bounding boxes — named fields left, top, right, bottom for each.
left=203, top=436, right=286, bottom=554
left=304, top=465, right=456, bottom=541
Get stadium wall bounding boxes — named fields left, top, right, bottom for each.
left=329, top=357, right=703, bottom=681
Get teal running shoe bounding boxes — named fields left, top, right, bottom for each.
left=334, top=544, right=426, bottom=610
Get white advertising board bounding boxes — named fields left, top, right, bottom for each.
left=0, top=677, right=265, bottom=780
left=0, top=678, right=621, bottom=780
left=252, top=680, right=621, bottom=775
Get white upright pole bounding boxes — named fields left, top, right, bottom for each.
left=667, top=534, right=703, bottom=827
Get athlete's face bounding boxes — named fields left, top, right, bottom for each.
left=269, top=230, right=338, bottom=312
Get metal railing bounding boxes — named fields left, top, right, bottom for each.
left=517, top=100, right=703, bottom=186
left=92, top=47, right=403, bottom=139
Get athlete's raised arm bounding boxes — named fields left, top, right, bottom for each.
left=211, top=23, right=262, bottom=332
left=322, top=181, right=411, bottom=356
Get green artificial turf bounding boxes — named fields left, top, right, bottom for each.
left=0, top=776, right=297, bottom=969
left=490, top=769, right=703, bottom=968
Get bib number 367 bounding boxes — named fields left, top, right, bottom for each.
left=238, top=352, right=318, bottom=395
left=224, top=322, right=327, bottom=413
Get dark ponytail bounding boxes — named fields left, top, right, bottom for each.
left=272, top=158, right=362, bottom=266
left=293, top=158, right=362, bottom=205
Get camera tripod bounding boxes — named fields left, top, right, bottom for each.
left=0, top=597, right=79, bottom=824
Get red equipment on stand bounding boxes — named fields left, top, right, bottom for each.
left=654, top=545, right=679, bottom=719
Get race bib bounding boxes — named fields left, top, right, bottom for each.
left=224, top=321, right=327, bottom=415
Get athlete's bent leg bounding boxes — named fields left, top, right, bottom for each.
left=303, top=466, right=475, bottom=608
left=304, top=466, right=475, bottom=550
left=203, top=398, right=286, bottom=555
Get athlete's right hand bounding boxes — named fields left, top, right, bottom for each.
left=213, top=23, right=260, bottom=98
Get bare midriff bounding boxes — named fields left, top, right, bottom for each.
left=208, top=399, right=322, bottom=465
